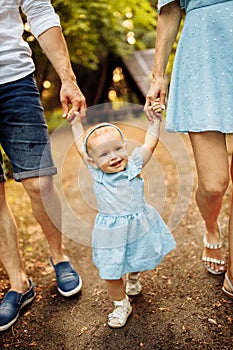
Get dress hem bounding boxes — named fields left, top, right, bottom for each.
left=165, top=128, right=233, bottom=134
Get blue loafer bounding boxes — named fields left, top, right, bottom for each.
left=50, top=258, right=82, bottom=297
left=0, top=279, right=35, bottom=332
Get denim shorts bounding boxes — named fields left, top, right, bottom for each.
left=0, top=74, right=57, bottom=182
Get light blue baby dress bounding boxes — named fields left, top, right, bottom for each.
left=158, top=0, right=233, bottom=133
left=89, top=147, right=176, bottom=280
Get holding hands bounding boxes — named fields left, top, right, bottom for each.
left=61, top=79, right=87, bottom=122
left=144, top=77, right=167, bottom=124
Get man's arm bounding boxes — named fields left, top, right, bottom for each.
left=37, top=27, right=86, bottom=120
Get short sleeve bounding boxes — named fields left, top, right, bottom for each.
left=87, top=165, right=104, bottom=183
left=127, top=147, right=143, bottom=180
left=158, top=0, right=183, bottom=14
left=20, top=0, right=61, bottom=38
left=158, top=0, right=174, bottom=13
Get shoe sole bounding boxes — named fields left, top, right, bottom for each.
left=58, top=277, right=82, bottom=297
left=203, top=263, right=225, bottom=275
left=222, top=286, right=233, bottom=299
left=126, top=289, right=142, bottom=296
left=0, top=294, right=35, bottom=332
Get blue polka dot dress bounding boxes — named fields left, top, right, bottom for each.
left=158, top=0, right=233, bottom=133
left=88, top=148, right=176, bottom=280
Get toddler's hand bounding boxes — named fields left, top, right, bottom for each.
left=149, top=98, right=165, bottom=113
left=147, top=98, right=165, bottom=124
left=66, top=111, right=81, bottom=125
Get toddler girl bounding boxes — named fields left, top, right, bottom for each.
left=70, top=107, right=175, bottom=328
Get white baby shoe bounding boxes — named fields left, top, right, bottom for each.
left=108, top=295, right=132, bottom=328
left=125, top=273, right=142, bottom=296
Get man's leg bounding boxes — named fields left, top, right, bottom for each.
left=0, top=182, right=29, bottom=293
left=0, top=181, right=35, bottom=332
left=22, top=175, right=82, bottom=296
left=22, top=176, right=65, bottom=263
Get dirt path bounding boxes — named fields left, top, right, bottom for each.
left=1, top=119, right=233, bottom=349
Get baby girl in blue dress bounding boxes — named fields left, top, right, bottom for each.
left=70, top=106, right=176, bottom=328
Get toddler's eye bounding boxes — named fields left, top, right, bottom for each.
left=100, top=152, right=108, bottom=157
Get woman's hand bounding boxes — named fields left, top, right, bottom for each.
left=144, top=77, right=167, bottom=123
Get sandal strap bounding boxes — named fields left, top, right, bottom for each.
left=202, top=256, right=225, bottom=265
left=203, top=240, right=222, bottom=249
left=225, top=273, right=233, bottom=292
left=108, top=297, right=131, bottom=326
left=203, top=223, right=222, bottom=249
left=127, top=273, right=140, bottom=282
left=113, top=298, right=127, bottom=308
left=108, top=308, right=126, bottom=325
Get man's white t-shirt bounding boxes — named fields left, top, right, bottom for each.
left=0, top=0, right=61, bottom=84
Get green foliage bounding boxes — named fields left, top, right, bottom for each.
left=52, top=0, right=156, bottom=70
left=0, top=147, right=13, bottom=179
left=45, top=108, right=66, bottom=131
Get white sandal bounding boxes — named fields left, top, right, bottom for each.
left=126, top=273, right=142, bottom=296
left=108, top=295, right=132, bottom=328
left=222, top=273, right=233, bottom=299
left=202, top=223, right=225, bottom=275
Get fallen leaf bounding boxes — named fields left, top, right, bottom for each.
left=159, top=307, right=170, bottom=312
left=208, top=318, right=217, bottom=325
left=78, top=326, right=88, bottom=336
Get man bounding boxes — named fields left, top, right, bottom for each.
left=0, top=0, right=87, bottom=331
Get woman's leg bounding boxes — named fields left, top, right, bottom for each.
left=189, top=131, right=229, bottom=273
left=223, top=155, right=233, bottom=291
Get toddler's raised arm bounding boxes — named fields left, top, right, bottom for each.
left=141, top=114, right=162, bottom=167
left=70, top=116, right=87, bottom=164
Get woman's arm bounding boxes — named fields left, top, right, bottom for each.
left=145, top=1, right=182, bottom=120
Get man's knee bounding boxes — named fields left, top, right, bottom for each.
left=22, top=176, right=54, bottom=199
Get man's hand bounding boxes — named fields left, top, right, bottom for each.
left=61, top=79, right=87, bottom=122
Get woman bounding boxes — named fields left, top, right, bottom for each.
left=145, top=0, right=233, bottom=296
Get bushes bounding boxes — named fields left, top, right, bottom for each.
left=0, top=147, right=13, bottom=179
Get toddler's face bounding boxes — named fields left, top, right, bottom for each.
left=88, top=130, right=128, bottom=173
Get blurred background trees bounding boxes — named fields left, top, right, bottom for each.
left=21, top=0, right=183, bottom=118
left=23, top=0, right=157, bottom=109
left=1, top=0, right=184, bottom=178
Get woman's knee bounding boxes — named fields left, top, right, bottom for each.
left=198, top=176, right=229, bottom=200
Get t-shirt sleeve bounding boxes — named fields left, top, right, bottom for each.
left=158, top=0, right=182, bottom=14
left=20, top=0, right=61, bottom=39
